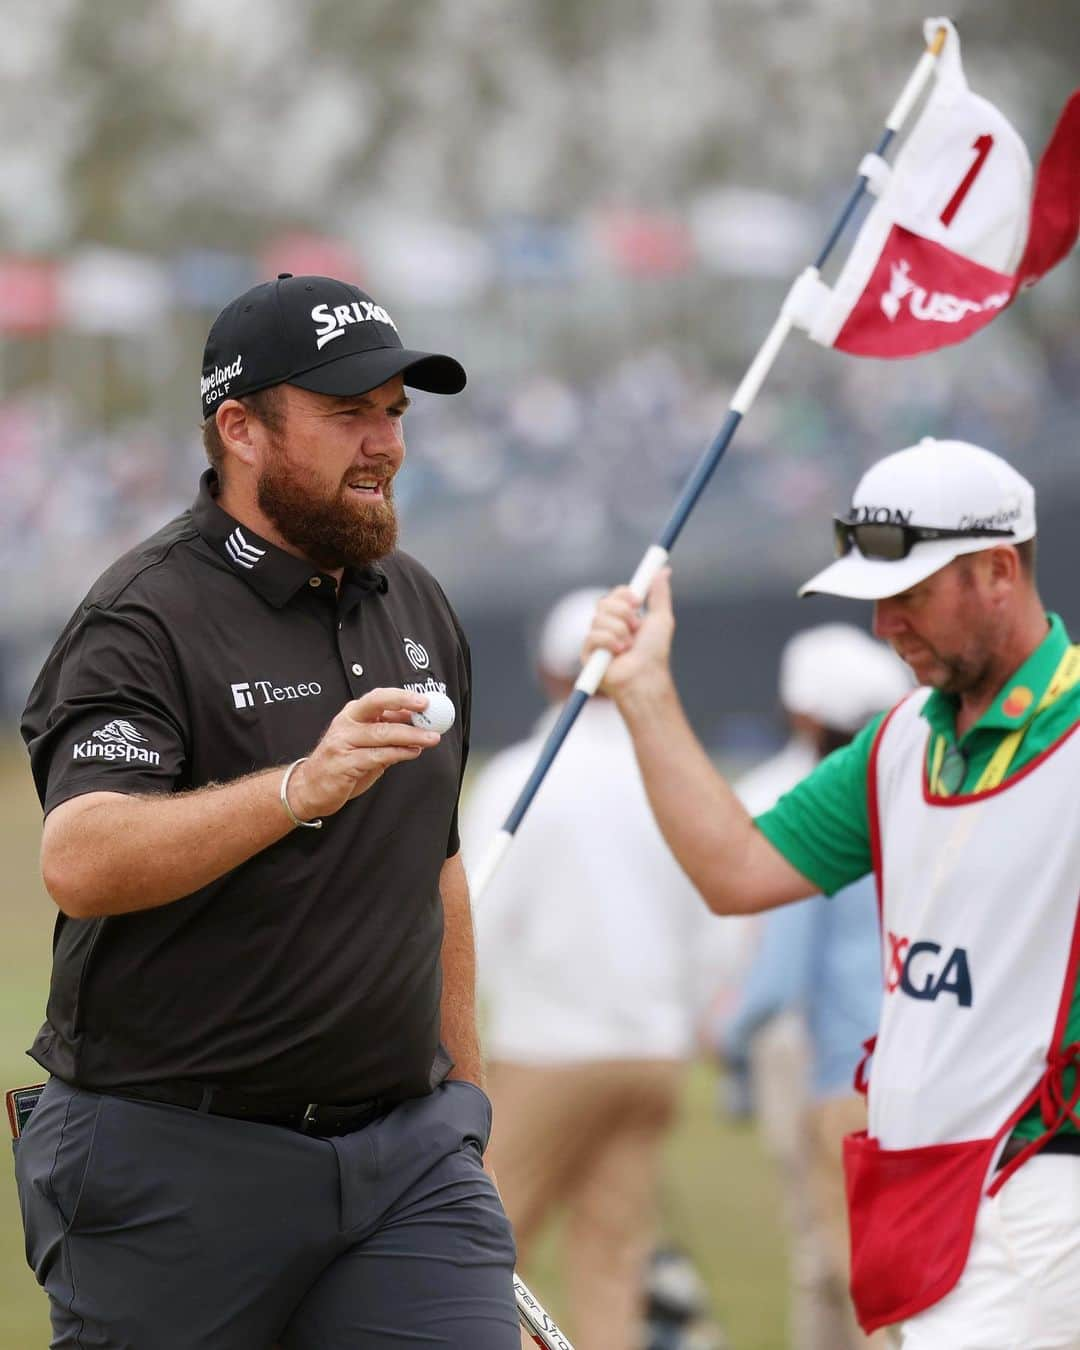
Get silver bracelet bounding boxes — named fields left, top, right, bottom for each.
left=280, top=757, right=322, bottom=830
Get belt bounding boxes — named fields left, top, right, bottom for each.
left=997, top=1132, right=1080, bottom=1168
left=105, top=1080, right=391, bottom=1137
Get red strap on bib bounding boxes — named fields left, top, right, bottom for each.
left=853, top=1035, right=876, bottom=1097
left=989, top=1041, right=1080, bottom=1196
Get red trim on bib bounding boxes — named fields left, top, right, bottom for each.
left=1049, top=894, right=1080, bottom=1051
left=987, top=1045, right=1080, bottom=1195
left=853, top=1035, right=876, bottom=1097
left=922, top=718, right=1080, bottom=807
left=987, top=895, right=1080, bottom=1195
left=867, top=701, right=907, bottom=926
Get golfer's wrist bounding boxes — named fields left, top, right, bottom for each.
left=279, top=758, right=322, bottom=828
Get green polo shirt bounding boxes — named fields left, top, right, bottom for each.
left=756, top=613, right=1079, bottom=1141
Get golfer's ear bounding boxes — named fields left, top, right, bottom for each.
left=215, top=400, right=259, bottom=469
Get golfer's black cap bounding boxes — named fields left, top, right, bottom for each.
left=200, top=273, right=466, bottom=420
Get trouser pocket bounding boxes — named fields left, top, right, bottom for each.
left=14, top=1080, right=104, bottom=1282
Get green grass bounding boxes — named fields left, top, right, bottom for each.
left=0, top=746, right=788, bottom=1348
left=1, top=744, right=57, bottom=1347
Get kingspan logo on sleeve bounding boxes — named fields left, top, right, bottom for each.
left=73, top=719, right=161, bottom=765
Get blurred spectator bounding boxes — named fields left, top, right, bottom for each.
left=709, top=624, right=910, bottom=1350
left=643, top=1245, right=730, bottom=1350
left=463, top=588, right=731, bottom=1350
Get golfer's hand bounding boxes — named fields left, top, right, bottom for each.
left=583, top=570, right=676, bottom=701
left=287, top=688, right=440, bottom=819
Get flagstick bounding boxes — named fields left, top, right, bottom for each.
left=496, top=28, right=948, bottom=1339
left=815, top=24, right=947, bottom=268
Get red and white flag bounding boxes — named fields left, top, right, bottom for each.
left=796, top=18, right=1080, bottom=358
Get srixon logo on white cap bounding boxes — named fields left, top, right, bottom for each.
left=311, top=300, right=399, bottom=351
left=850, top=505, right=913, bottom=525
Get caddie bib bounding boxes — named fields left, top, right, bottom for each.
left=845, top=691, right=1080, bottom=1333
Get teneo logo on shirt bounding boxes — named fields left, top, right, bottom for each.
left=403, top=637, right=429, bottom=670
left=73, top=719, right=161, bottom=765
left=311, top=301, right=398, bottom=351
left=231, top=679, right=323, bottom=710
left=885, top=930, right=973, bottom=1007
left=201, top=355, right=244, bottom=406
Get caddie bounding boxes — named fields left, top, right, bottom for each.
left=583, top=437, right=1080, bottom=1349
left=15, top=273, right=519, bottom=1349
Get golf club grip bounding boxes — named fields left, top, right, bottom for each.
left=514, top=1274, right=575, bottom=1349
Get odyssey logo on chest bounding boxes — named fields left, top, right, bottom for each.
left=230, top=678, right=324, bottom=710
left=311, top=301, right=398, bottom=351
left=885, top=930, right=973, bottom=1007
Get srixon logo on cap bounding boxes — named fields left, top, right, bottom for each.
left=311, top=300, right=399, bottom=351
left=850, top=505, right=913, bottom=525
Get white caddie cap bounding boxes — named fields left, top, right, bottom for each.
left=799, top=438, right=1036, bottom=601
left=537, top=587, right=607, bottom=679
left=779, top=623, right=913, bottom=733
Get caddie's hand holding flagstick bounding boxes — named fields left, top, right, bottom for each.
left=498, top=19, right=1079, bottom=1347
left=582, top=573, right=675, bottom=699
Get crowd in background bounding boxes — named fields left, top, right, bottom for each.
left=3, top=316, right=1079, bottom=725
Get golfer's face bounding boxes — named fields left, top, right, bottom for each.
left=248, top=377, right=408, bottom=572
left=272, top=377, right=408, bottom=508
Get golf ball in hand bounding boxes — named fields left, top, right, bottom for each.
left=411, top=691, right=456, bottom=734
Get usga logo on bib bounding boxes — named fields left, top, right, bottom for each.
left=885, top=930, right=973, bottom=1007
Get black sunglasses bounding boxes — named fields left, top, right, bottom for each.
left=833, top=517, right=1015, bottom=563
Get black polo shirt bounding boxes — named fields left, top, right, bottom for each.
left=21, top=470, right=470, bottom=1106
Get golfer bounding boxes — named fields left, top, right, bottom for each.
left=16, top=273, right=520, bottom=1349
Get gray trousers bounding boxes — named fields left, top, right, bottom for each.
left=14, top=1076, right=520, bottom=1349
